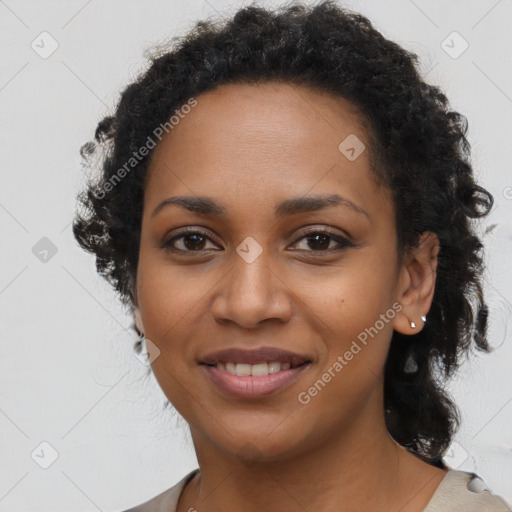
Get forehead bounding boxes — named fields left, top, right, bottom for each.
left=144, top=81, right=387, bottom=216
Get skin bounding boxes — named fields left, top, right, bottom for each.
left=133, top=81, right=446, bottom=511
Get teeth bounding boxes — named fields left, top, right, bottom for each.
left=218, top=361, right=294, bottom=375
left=251, top=363, right=268, bottom=376
left=235, top=363, right=251, bottom=376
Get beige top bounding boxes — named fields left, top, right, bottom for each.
left=123, top=468, right=512, bottom=511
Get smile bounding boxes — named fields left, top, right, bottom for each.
left=200, top=360, right=311, bottom=398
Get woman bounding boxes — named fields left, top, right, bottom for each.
left=72, top=1, right=511, bottom=510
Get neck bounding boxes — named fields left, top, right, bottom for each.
left=178, top=383, right=447, bottom=512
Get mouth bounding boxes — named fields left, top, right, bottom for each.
left=198, top=346, right=312, bottom=398
left=201, top=360, right=310, bottom=375
left=199, top=346, right=311, bottom=367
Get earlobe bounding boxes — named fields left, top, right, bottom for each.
left=407, top=314, right=427, bottom=329
left=393, top=311, right=427, bottom=335
left=393, top=310, right=426, bottom=334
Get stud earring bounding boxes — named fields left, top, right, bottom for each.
left=408, top=317, right=416, bottom=329
left=421, top=315, right=427, bottom=322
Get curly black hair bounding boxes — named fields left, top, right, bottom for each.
left=72, top=0, right=494, bottom=465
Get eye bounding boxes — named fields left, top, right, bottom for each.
left=162, top=228, right=220, bottom=253
left=161, top=226, right=355, bottom=254
left=289, top=227, right=355, bottom=253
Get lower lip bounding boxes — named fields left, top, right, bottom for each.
left=200, top=363, right=311, bottom=399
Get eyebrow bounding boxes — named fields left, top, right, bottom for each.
left=151, top=193, right=370, bottom=220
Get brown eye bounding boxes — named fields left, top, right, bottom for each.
left=289, top=228, right=354, bottom=253
left=162, top=229, right=220, bottom=253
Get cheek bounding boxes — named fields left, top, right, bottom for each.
left=138, top=279, right=202, bottom=419
left=297, top=255, right=395, bottom=340
left=137, top=257, right=208, bottom=338
left=135, top=262, right=208, bottom=398
left=296, top=295, right=394, bottom=440
left=296, top=254, right=396, bottom=393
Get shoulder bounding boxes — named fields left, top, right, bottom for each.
left=424, top=469, right=511, bottom=512
left=121, top=468, right=199, bottom=512
left=118, top=467, right=511, bottom=511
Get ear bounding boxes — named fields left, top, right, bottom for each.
left=131, top=282, right=145, bottom=335
left=133, top=306, right=145, bottom=335
left=393, top=231, right=440, bottom=335
left=132, top=286, right=145, bottom=335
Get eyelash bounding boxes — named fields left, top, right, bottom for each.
left=161, top=226, right=355, bottom=255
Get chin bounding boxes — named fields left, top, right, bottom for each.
left=202, top=421, right=311, bottom=465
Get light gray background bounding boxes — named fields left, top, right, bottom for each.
left=1, top=0, right=511, bottom=510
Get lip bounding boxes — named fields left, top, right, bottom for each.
left=199, top=346, right=311, bottom=366
left=200, top=362, right=311, bottom=399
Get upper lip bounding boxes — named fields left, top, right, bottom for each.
left=199, top=346, right=312, bottom=366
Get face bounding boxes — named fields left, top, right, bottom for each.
left=135, top=81, right=433, bottom=462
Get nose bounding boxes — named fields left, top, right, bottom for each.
left=210, top=248, right=293, bottom=329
